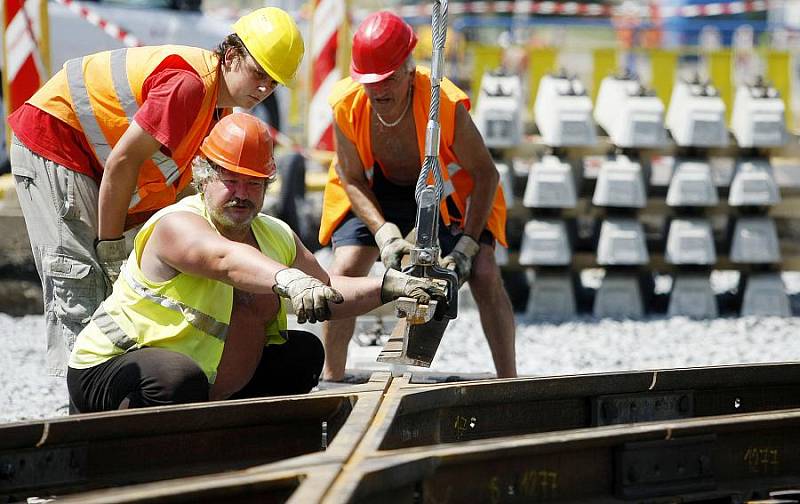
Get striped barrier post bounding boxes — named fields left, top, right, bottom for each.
left=2, top=0, right=49, bottom=133
left=307, top=0, right=347, bottom=154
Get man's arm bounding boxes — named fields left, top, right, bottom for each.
left=334, top=122, right=385, bottom=234
left=98, top=121, right=162, bottom=240
left=290, top=233, right=384, bottom=317
left=144, top=211, right=290, bottom=292
left=145, top=213, right=442, bottom=321
left=450, top=103, right=500, bottom=238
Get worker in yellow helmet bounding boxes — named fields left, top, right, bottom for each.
left=67, top=113, right=444, bottom=412
left=8, top=8, right=304, bottom=383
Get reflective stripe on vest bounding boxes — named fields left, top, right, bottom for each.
left=122, top=268, right=229, bottom=342
left=442, top=163, right=458, bottom=197
left=93, top=302, right=138, bottom=351
left=65, top=48, right=181, bottom=209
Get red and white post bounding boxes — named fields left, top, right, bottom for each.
left=307, top=0, right=348, bottom=153
left=2, top=0, right=48, bottom=122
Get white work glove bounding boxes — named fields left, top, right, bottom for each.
left=273, top=268, right=344, bottom=324
left=94, top=237, right=127, bottom=289
left=440, top=235, right=480, bottom=287
left=374, top=222, right=414, bottom=271
left=380, top=269, right=447, bottom=305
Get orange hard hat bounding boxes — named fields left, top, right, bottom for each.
left=200, top=113, right=276, bottom=179
left=350, top=11, right=417, bottom=84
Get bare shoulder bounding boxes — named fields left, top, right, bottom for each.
left=150, top=211, right=220, bottom=257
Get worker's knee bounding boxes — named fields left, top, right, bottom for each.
left=279, top=330, right=325, bottom=394
left=286, top=330, right=325, bottom=372
left=469, top=257, right=503, bottom=302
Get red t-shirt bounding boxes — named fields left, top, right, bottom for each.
left=8, top=55, right=209, bottom=183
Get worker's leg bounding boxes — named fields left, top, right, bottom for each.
left=66, top=348, right=209, bottom=413
left=230, top=330, right=325, bottom=397
left=10, top=136, right=107, bottom=377
left=468, top=244, right=517, bottom=378
left=321, top=245, right=379, bottom=381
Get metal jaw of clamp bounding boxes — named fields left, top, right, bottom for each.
left=377, top=187, right=458, bottom=367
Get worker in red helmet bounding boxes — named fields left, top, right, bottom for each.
left=319, top=11, right=517, bottom=382
left=66, top=113, right=444, bottom=412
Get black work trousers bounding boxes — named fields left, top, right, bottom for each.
left=67, top=330, right=324, bottom=413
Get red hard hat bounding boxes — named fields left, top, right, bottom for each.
left=350, top=11, right=417, bottom=84
left=200, top=113, right=276, bottom=179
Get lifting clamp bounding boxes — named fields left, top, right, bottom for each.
left=377, top=0, right=457, bottom=367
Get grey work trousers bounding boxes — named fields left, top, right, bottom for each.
left=11, top=136, right=110, bottom=377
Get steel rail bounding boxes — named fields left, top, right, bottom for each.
left=3, top=364, right=800, bottom=502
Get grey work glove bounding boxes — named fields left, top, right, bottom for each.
left=380, top=268, right=447, bottom=305
left=273, top=268, right=344, bottom=324
left=374, top=222, right=414, bottom=271
left=440, top=235, right=481, bottom=287
left=95, top=237, right=127, bottom=288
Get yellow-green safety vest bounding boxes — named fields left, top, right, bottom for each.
left=69, top=194, right=297, bottom=384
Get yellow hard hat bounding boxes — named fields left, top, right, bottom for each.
left=233, top=7, right=304, bottom=86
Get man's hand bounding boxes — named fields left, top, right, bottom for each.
left=273, top=268, right=344, bottom=323
left=441, top=235, right=480, bottom=287
left=374, top=222, right=414, bottom=271
left=380, top=269, right=447, bottom=304
left=95, top=237, right=128, bottom=288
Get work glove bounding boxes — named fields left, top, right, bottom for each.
left=95, top=237, right=127, bottom=289
left=273, top=268, right=344, bottom=324
left=440, top=235, right=480, bottom=287
left=380, top=269, right=447, bottom=305
left=374, top=222, right=414, bottom=271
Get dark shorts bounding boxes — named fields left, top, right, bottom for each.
left=331, top=165, right=494, bottom=255
left=67, top=330, right=324, bottom=413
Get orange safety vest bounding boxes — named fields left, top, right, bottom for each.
left=28, top=45, right=225, bottom=220
left=319, top=66, right=507, bottom=247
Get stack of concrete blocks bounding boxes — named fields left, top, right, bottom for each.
left=664, top=77, right=729, bottom=318
left=590, top=75, right=664, bottom=318
left=474, top=71, right=525, bottom=270
left=728, top=78, right=789, bottom=316
left=522, top=72, right=595, bottom=318
left=664, top=159, right=720, bottom=318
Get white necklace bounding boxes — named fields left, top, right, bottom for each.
left=375, top=87, right=412, bottom=128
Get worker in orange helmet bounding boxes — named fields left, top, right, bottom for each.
left=66, top=113, right=444, bottom=412
left=319, top=11, right=517, bottom=381
left=8, top=8, right=306, bottom=383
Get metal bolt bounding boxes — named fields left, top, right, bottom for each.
left=0, top=463, right=15, bottom=480
left=602, top=401, right=618, bottom=421
left=698, top=455, right=711, bottom=475
left=627, top=465, right=639, bottom=483
left=679, top=395, right=690, bottom=413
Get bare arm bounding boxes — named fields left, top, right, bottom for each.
left=290, top=232, right=384, bottom=317
left=146, top=214, right=384, bottom=316
left=450, top=103, right=500, bottom=239
left=334, top=123, right=386, bottom=234
left=143, top=211, right=290, bottom=293
left=98, top=121, right=162, bottom=239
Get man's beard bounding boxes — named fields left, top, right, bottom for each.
left=208, top=197, right=257, bottom=233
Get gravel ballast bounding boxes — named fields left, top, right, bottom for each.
left=3, top=273, right=800, bottom=425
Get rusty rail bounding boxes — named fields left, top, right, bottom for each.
left=2, top=364, right=800, bottom=503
